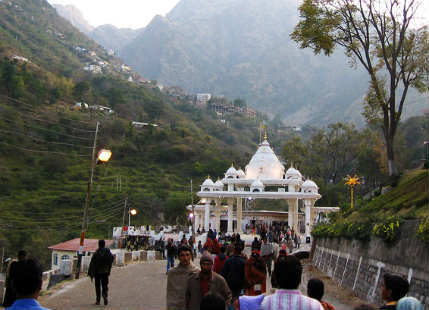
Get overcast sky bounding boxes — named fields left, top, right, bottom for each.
left=47, top=0, right=181, bottom=29
left=48, top=0, right=428, bottom=30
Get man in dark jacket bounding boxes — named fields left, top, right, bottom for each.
left=166, top=238, right=177, bottom=273
left=220, top=243, right=246, bottom=298
left=88, top=240, right=114, bottom=305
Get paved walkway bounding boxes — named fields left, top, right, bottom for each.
left=40, top=261, right=167, bottom=310
left=37, top=256, right=368, bottom=310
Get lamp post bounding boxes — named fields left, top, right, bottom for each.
left=75, top=121, right=112, bottom=278
left=129, top=208, right=137, bottom=227
left=345, top=174, right=360, bottom=209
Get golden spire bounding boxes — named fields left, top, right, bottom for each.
left=264, top=131, right=267, bottom=140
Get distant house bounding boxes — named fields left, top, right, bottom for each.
left=89, top=105, right=114, bottom=114
left=12, top=55, right=29, bottom=63
left=131, top=121, right=159, bottom=128
left=121, top=64, right=131, bottom=72
left=83, top=64, right=102, bottom=74
left=48, top=238, right=113, bottom=270
left=196, top=93, right=212, bottom=106
left=74, top=102, right=88, bottom=110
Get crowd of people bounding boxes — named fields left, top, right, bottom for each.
left=1, top=234, right=424, bottom=310
left=165, top=230, right=424, bottom=310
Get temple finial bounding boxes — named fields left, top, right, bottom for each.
left=264, top=131, right=267, bottom=140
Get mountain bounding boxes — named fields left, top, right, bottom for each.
left=90, top=24, right=144, bottom=56
left=51, top=3, right=143, bottom=56
left=52, top=3, right=93, bottom=34
left=118, top=0, right=427, bottom=126
left=0, top=0, right=264, bottom=268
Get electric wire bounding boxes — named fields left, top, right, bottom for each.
left=0, top=141, right=91, bottom=157
left=0, top=95, right=94, bottom=125
left=0, top=116, right=94, bottom=141
left=0, top=129, right=94, bottom=149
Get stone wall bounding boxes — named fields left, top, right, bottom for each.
left=312, top=220, right=429, bottom=308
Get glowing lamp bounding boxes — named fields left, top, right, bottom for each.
left=97, top=149, right=112, bottom=162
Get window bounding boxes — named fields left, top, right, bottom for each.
left=61, top=254, right=70, bottom=260
left=53, top=253, right=58, bottom=265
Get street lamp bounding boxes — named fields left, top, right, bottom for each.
left=76, top=121, right=112, bottom=279
left=129, top=208, right=137, bottom=227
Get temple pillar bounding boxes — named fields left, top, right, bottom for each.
left=214, top=199, right=221, bottom=232
left=227, top=199, right=233, bottom=233
left=204, top=204, right=210, bottom=231
left=287, top=199, right=293, bottom=229
left=292, top=199, right=299, bottom=234
left=287, top=198, right=299, bottom=233
left=304, top=199, right=316, bottom=242
left=236, top=197, right=243, bottom=233
left=195, top=213, right=200, bottom=232
left=287, top=183, right=296, bottom=229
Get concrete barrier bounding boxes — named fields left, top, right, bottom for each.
left=114, top=250, right=124, bottom=266
left=147, top=251, right=155, bottom=261
left=132, top=251, right=140, bottom=261
left=124, top=252, right=132, bottom=264
left=140, top=251, right=148, bottom=261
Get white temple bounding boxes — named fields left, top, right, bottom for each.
left=195, top=136, right=323, bottom=241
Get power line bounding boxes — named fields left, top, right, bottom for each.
left=0, top=129, right=93, bottom=149
left=0, top=95, right=94, bottom=125
left=0, top=116, right=94, bottom=141
left=0, top=141, right=91, bottom=157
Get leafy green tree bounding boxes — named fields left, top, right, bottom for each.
left=291, top=0, right=429, bottom=176
left=73, top=81, right=90, bottom=100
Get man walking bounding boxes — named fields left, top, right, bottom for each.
left=221, top=243, right=246, bottom=298
left=166, top=238, right=177, bottom=274
left=186, top=253, right=231, bottom=310
left=167, top=245, right=199, bottom=310
left=88, top=240, right=114, bottom=305
left=260, top=238, right=273, bottom=277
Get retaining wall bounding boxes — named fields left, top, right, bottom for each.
left=313, top=220, right=429, bottom=308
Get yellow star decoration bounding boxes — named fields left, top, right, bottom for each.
left=345, top=174, right=360, bottom=187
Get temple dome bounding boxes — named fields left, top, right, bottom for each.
left=201, top=177, right=214, bottom=191
left=214, top=179, right=224, bottom=190
left=245, top=139, right=285, bottom=179
left=237, top=169, right=246, bottom=178
left=225, top=165, right=238, bottom=178
left=301, top=179, right=318, bottom=193
left=285, top=167, right=302, bottom=180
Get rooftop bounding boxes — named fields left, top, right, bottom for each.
left=48, top=238, right=113, bottom=252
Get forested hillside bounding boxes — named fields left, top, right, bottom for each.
left=0, top=0, right=267, bottom=268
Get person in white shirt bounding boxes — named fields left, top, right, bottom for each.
left=262, top=256, right=323, bottom=310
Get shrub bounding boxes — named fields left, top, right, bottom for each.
left=417, top=218, right=429, bottom=243
left=372, top=217, right=402, bottom=243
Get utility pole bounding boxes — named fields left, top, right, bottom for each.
left=122, top=197, right=128, bottom=231
left=75, top=121, right=99, bottom=279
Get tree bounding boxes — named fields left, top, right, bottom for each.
left=291, top=0, right=429, bottom=176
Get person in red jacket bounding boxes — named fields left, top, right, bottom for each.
left=213, top=246, right=228, bottom=273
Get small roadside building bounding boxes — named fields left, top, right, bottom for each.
left=48, top=238, right=113, bottom=270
